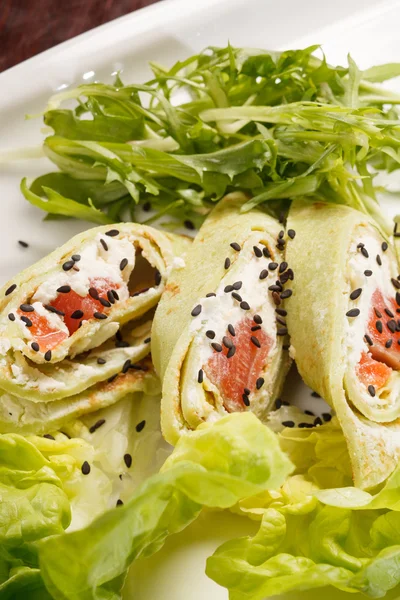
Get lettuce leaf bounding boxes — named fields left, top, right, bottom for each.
left=37, top=413, right=292, bottom=600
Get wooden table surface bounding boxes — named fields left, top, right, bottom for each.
left=0, top=0, right=160, bottom=72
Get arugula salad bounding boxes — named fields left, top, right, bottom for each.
left=4, top=45, right=400, bottom=600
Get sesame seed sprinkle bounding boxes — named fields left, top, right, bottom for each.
left=43, top=434, right=55, bottom=440
left=120, top=258, right=129, bottom=271
left=198, top=369, right=204, bottom=383
left=396, top=292, right=400, bottom=306
left=387, top=319, right=397, bottom=333
left=100, top=238, right=108, bottom=251
left=364, top=334, right=373, bottom=346
left=100, top=298, right=111, bottom=308
left=276, top=317, right=286, bottom=327
left=122, top=359, right=131, bottom=374
left=20, top=303, right=34, bottom=312
left=350, top=289, right=362, bottom=300
left=136, top=420, right=146, bottom=432
left=224, top=285, right=234, bottom=293
left=368, top=384, right=376, bottom=397
left=272, top=291, right=281, bottom=305
left=392, top=278, right=400, bottom=290
left=375, top=308, right=382, bottom=318
left=21, top=316, right=32, bottom=327
left=287, top=229, right=296, bottom=239
left=108, top=374, right=118, bottom=383
left=8, top=313, right=15, bottom=321
left=107, top=290, right=115, bottom=304
left=311, top=391, right=321, bottom=398
left=253, top=314, right=262, bottom=324
left=191, top=304, right=202, bottom=317
left=364, top=270, right=372, bottom=277
left=322, top=413, right=332, bottom=422
left=89, top=419, right=106, bottom=433
left=223, top=336, right=233, bottom=349
left=18, top=240, right=29, bottom=248
left=211, top=342, right=223, bottom=352
left=263, top=247, right=271, bottom=258
left=44, top=305, right=65, bottom=316
left=31, top=342, right=39, bottom=352
left=5, top=284, right=17, bottom=296
left=89, top=287, right=99, bottom=300
left=228, top=324, right=235, bottom=336
left=269, top=284, right=281, bottom=292
left=279, top=262, right=288, bottom=274
left=256, top=377, right=264, bottom=389
left=277, top=327, right=288, bottom=336
left=81, top=461, right=91, bottom=475
left=282, top=421, right=295, bottom=428
left=280, top=289, right=292, bottom=299
left=376, top=255, right=382, bottom=266
left=278, top=230, right=284, bottom=239
left=184, top=220, right=195, bottom=230
left=224, top=258, right=231, bottom=269
left=62, top=260, right=75, bottom=271
left=275, top=399, right=282, bottom=409
left=253, top=246, right=262, bottom=258
left=124, top=453, right=132, bottom=468
left=230, top=242, right=241, bottom=251
left=71, top=310, right=84, bottom=319
left=232, top=292, right=242, bottom=302
left=57, top=285, right=71, bottom=294
left=386, top=339, right=393, bottom=348
left=376, top=320, right=383, bottom=333
left=385, top=308, right=394, bottom=318
left=314, top=417, right=323, bottom=426
left=227, top=345, right=236, bottom=358
left=251, top=325, right=262, bottom=331
left=44, top=350, right=52, bottom=361
left=93, top=312, right=107, bottom=320
left=240, top=301, right=250, bottom=310
left=105, top=229, right=119, bottom=237
left=304, top=410, right=314, bottom=416
left=382, top=241, right=388, bottom=252
left=206, top=293, right=216, bottom=298
left=155, top=271, right=162, bottom=286
left=206, top=330, right=216, bottom=339
left=112, top=290, right=119, bottom=300
left=97, top=357, right=107, bottom=364
left=268, top=262, right=278, bottom=271
left=250, top=336, right=261, bottom=348
left=346, top=308, right=360, bottom=317
left=276, top=308, right=287, bottom=316
left=360, top=247, right=369, bottom=258
left=259, top=270, right=268, bottom=280
left=232, top=281, right=242, bottom=290
left=242, top=394, right=250, bottom=407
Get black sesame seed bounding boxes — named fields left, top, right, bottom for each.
left=21, top=316, right=32, bottom=327
left=311, top=391, right=321, bottom=398
left=272, top=291, right=281, bottom=305
left=223, top=336, right=233, bottom=349
left=5, top=284, right=17, bottom=296
left=20, top=304, right=34, bottom=312
left=269, top=284, right=281, bottom=292
left=259, top=270, right=268, bottom=280
left=155, top=270, right=162, bottom=286
left=385, top=308, right=395, bottom=318
left=268, top=262, right=278, bottom=271
left=230, top=242, right=241, bottom=252
left=251, top=325, right=262, bottom=331
left=81, top=461, right=91, bottom=475
left=244, top=387, right=250, bottom=395
left=322, top=413, right=332, bottom=422
left=198, top=369, right=204, bottom=383
left=278, top=230, right=284, bottom=239
left=122, top=359, right=131, bottom=374
left=360, top=247, right=369, bottom=258
left=224, top=258, right=231, bottom=269
left=211, top=342, right=223, bottom=352
left=93, top=312, right=107, bottom=320
left=31, top=342, right=39, bottom=352
left=282, top=344, right=290, bottom=350
left=386, top=339, right=393, bottom=348
left=124, top=453, right=132, bottom=468
left=282, top=420, right=295, bottom=428
left=232, top=292, right=242, bottom=302
left=206, top=292, right=216, bottom=298
left=57, top=285, right=71, bottom=294
left=44, top=350, right=52, bottom=361
left=277, top=327, right=288, bottom=336
left=275, top=399, right=282, bottom=409
left=350, top=289, right=362, bottom=300
left=314, top=417, right=323, bottom=426
left=44, top=305, right=65, bottom=316
left=256, top=377, right=264, bottom=390
left=263, top=247, right=271, bottom=258
left=62, top=260, right=75, bottom=271
left=227, top=345, right=236, bottom=358
left=397, top=292, right=400, bottom=306
left=346, top=308, right=360, bottom=317
left=224, top=285, right=234, bottom=293
left=18, top=240, right=29, bottom=248
left=375, top=308, right=382, bottom=318
left=71, top=310, right=84, bottom=319
left=105, top=229, right=119, bottom=237
left=280, top=289, right=292, bottom=300
left=253, top=246, right=262, bottom=258
left=191, top=304, right=202, bottom=317
left=387, top=319, right=397, bottom=333
left=143, top=337, right=151, bottom=344
left=276, top=317, right=286, bottom=327
left=376, top=255, right=382, bottom=266
left=120, top=258, right=129, bottom=271
left=206, top=330, right=216, bottom=339
left=100, top=298, right=111, bottom=308
left=364, top=334, right=373, bottom=346
left=392, top=278, right=400, bottom=290
left=250, top=336, right=261, bottom=348
left=112, top=289, right=119, bottom=300
left=254, top=315, right=262, bottom=324
left=299, top=423, right=311, bottom=429
left=88, top=287, right=99, bottom=300
left=107, top=290, right=115, bottom=305
left=136, top=420, right=146, bottom=433
left=242, top=394, right=250, bottom=407
left=72, top=254, right=81, bottom=262
left=368, top=384, right=376, bottom=397
left=382, top=241, right=388, bottom=252
left=286, top=269, right=294, bottom=281
left=364, top=270, right=372, bottom=277
left=100, top=238, right=108, bottom=251
left=276, top=308, right=287, bottom=317
left=287, top=229, right=296, bottom=239
left=376, top=320, right=383, bottom=333
left=184, top=220, right=195, bottom=230
left=279, top=262, right=288, bottom=274
left=240, top=301, right=250, bottom=310
left=232, top=281, right=242, bottom=291
left=116, top=499, right=124, bottom=506
left=8, top=313, right=15, bottom=321
left=279, top=272, right=291, bottom=284
left=108, top=374, right=118, bottom=383
left=97, top=357, right=107, bottom=364
left=89, top=419, right=106, bottom=433
left=228, top=324, right=235, bottom=336
left=304, top=410, right=315, bottom=416
left=43, top=433, right=55, bottom=440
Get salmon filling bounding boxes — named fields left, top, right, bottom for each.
left=204, top=317, right=272, bottom=412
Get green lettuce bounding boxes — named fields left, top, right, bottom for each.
left=37, top=413, right=292, bottom=600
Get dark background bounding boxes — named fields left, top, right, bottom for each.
left=0, top=0, right=160, bottom=72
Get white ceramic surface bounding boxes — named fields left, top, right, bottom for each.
left=2, top=0, right=400, bottom=598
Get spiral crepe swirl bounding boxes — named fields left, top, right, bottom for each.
left=152, top=193, right=291, bottom=445
left=0, top=223, right=190, bottom=402
left=286, top=200, right=400, bottom=489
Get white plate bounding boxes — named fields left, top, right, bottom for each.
left=1, top=0, right=400, bottom=598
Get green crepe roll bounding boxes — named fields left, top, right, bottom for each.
left=286, top=200, right=400, bottom=489
left=0, top=223, right=190, bottom=402
left=152, top=192, right=291, bottom=445
left=0, top=356, right=159, bottom=435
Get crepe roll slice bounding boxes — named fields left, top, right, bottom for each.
left=0, top=356, right=159, bottom=436
left=286, top=200, right=400, bottom=489
left=0, top=224, right=190, bottom=401
left=152, top=192, right=291, bottom=445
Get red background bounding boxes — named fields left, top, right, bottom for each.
left=0, top=0, right=160, bottom=72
